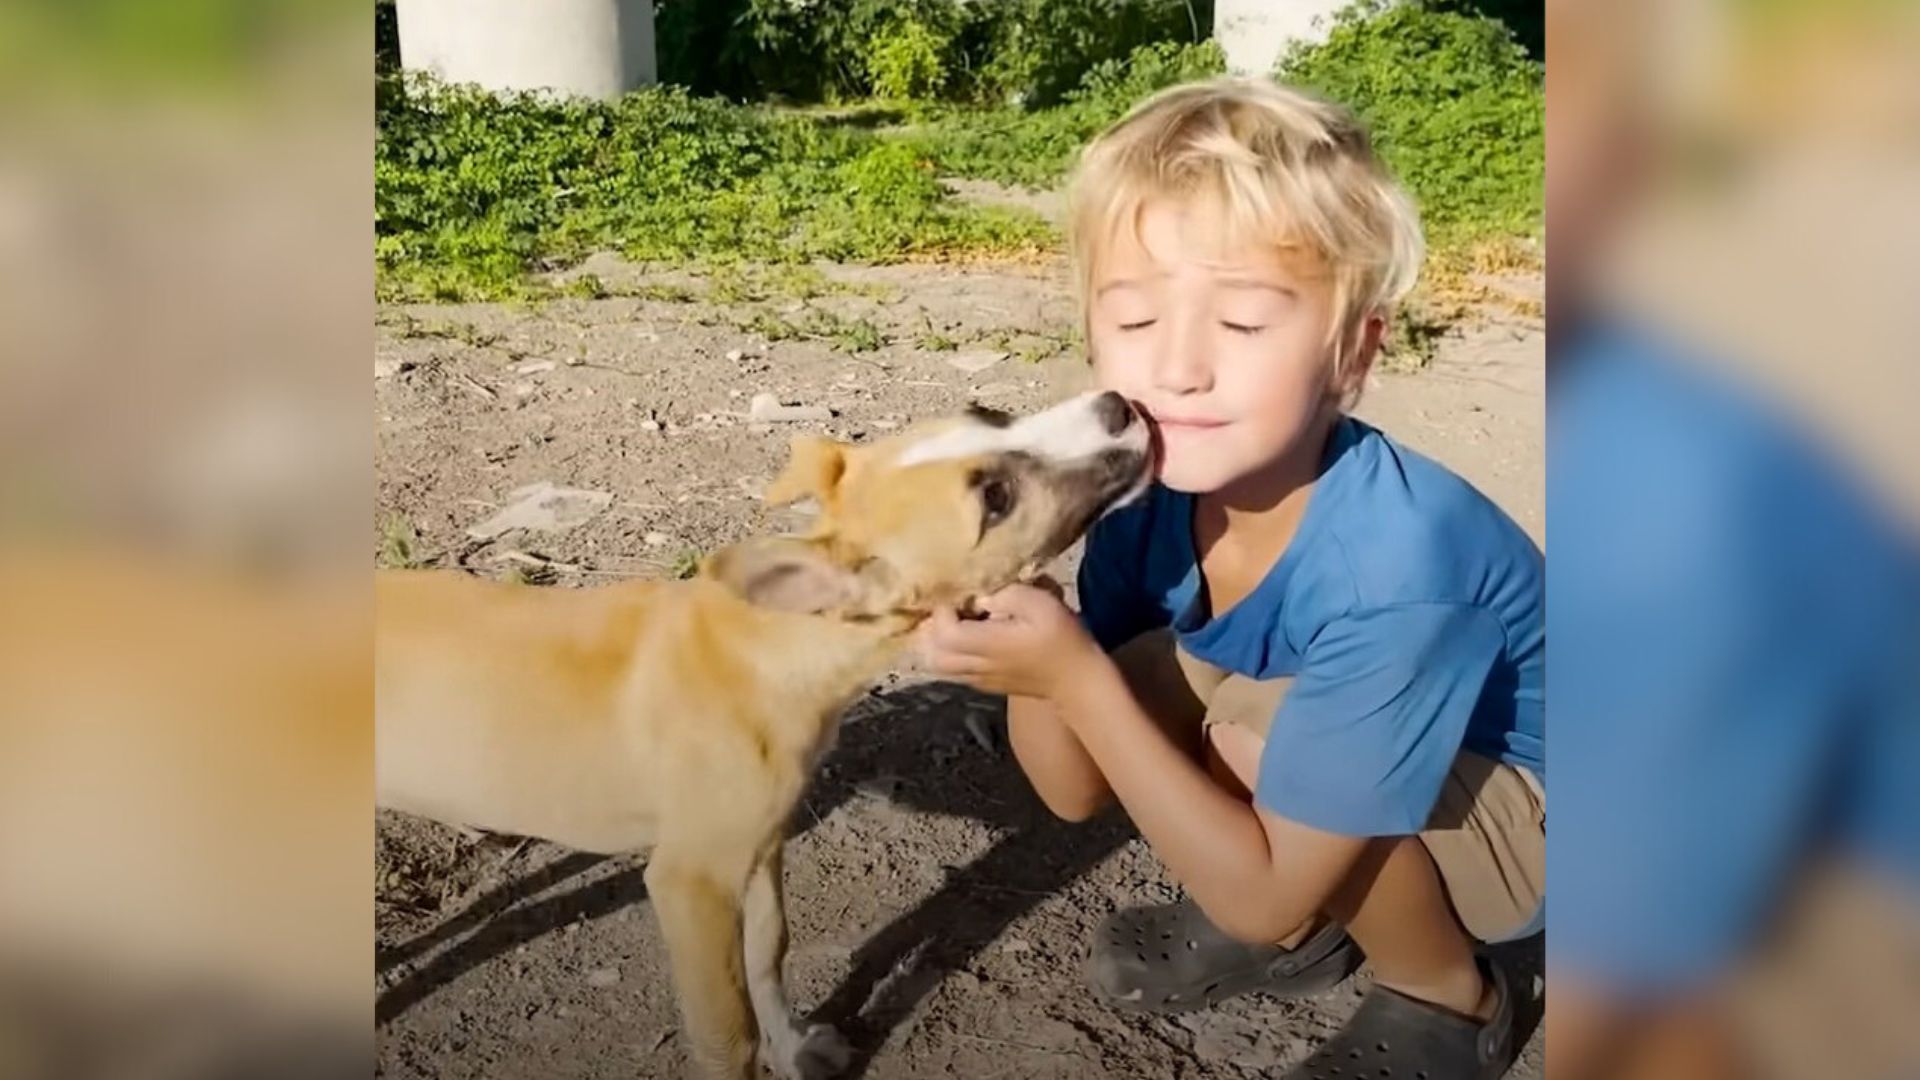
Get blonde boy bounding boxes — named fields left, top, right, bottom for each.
left=921, top=79, right=1544, bottom=1079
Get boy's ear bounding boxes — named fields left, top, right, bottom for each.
left=1335, top=312, right=1387, bottom=404
left=703, top=537, right=894, bottom=616
left=764, top=436, right=847, bottom=508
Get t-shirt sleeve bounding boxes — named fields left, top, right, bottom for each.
left=1545, top=343, right=1909, bottom=996
left=1254, top=603, right=1504, bottom=836
left=1548, top=435, right=1905, bottom=995
left=1074, top=513, right=1165, bottom=653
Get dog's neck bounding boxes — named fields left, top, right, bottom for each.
left=693, top=586, right=921, bottom=754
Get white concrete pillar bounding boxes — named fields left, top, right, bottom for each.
left=396, top=0, right=657, bottom=100
left=1212, top=0, right=1353, bottom=76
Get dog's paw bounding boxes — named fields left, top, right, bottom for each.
left=762, top=1022, right=850, bottom=1080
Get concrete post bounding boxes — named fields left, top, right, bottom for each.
left=396, top=0, right=657, bottom=100
left=1212, top=0, right=1352, bottom=76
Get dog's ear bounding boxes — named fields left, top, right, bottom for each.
left=704, top=537, right=881, bottom=615
left=764, top=436, right=846, bottom=508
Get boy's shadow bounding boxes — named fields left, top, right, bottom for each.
left=797, top=683, right=1136, bottom=1077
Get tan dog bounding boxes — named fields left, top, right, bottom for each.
left=376, top=391, right=1150, bottom=1079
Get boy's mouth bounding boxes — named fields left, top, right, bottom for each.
left=1145, top=409, right=1232, bottom=435
left=1138, top=409, right=1229, bottom=478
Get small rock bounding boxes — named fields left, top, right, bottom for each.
left=724, top=349, right=745, bottom=363
left=943, top=349, right=1006, bottom=374
left=512, top=382, right=538, bottom=398
left=639, top=419, right=662, bottom=432
left=748, top=393, right=832, bottom=423
left=729, top=389, right=744, bottom=399
left=466, top=481, right=613, bottom=540
left=872, top=418, right=901, bottom=431
left=643, top=532, right=671, bottom=547
left=1002, top=936, right=1034, bottom=954
left=856, top=774, right=904, bottom=800
left=373, top=357, right=411, bottom=379
left=585, top=967, right=621, bottom=988
left=623, top=398, right=640, bottom=409
left=514, top=360, right=557, bottom=375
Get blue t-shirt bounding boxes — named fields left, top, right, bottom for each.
left=1077, top=416, right=1546, bottom=838
left=1549, top=322, right=1920, bottom=995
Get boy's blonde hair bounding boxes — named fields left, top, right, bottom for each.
left=1068, top=77, right=1424, bottom=378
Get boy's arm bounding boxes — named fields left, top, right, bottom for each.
left=1005, top=694, right=1113, bottom=822
left=921, top=589, right=1368, bottom=943
left=1052, top=656, right=1369, bottom=943
left=925, top=591, right=1510, bottom=944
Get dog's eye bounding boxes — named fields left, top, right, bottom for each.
left=978, top=476, right=1016, bottom=529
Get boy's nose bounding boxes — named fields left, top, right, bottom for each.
left=1151, top=317, right=1213, bottom=393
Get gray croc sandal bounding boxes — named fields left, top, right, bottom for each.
left=1088, top=900, right=1361, bottom=1013
left=1286, top=958, right=1516, bottom=1080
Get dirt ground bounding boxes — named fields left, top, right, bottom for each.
left=374, top=256, right=1545, bottom=1080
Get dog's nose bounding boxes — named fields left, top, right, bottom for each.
left=1093, top=391, right=1135, bottom=436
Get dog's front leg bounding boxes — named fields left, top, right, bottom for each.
left=646, top=854, right=756, bottom=1080
left=744, top=844, right=850, bottom=1080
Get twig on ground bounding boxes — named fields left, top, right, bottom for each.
left=489, top=550, right=585, bottom=573
left=453, top=372, right=497, bottom=400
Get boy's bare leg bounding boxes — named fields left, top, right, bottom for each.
left=1326, top=837, right=1491, bottom=1018
left=1208, top=722, right=1489, bottom=1018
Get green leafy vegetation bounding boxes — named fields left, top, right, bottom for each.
left=377, top=4, right=1540, bottom=308
left=1278, top=0, right=1542, bottom=246
left=377, top=513, right=424, bottom=569
left=910, top=40, right=1226, bottom=188
left=652, top=0, right=1206, bottom=107
left=669, top=549, right=702, bottom=580
left=376, top=78, right=1052, bottom=301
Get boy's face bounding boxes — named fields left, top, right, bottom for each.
left=1088, top=198, right=1359, bottom=494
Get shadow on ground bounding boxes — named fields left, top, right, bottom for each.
left=374, top=681, right=1127, bottom=1056
left=376, top=680, right=1544, bottom=1076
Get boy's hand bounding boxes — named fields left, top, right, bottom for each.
left=917, top=580, right=1106, bottom=700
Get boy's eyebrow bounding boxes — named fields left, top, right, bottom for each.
left=1094, top=275, right=1160, bottom=297
left=1216, top=277, right=1296, bottom=295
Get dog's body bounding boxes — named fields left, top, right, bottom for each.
left=376, top=392, right=1149, bottom=1079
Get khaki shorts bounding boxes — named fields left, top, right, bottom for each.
left=1114, top=630, right=1546, bottom=943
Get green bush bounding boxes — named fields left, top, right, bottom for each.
left=915, top=39, right=1227, bottom=188
left=651, top=0, right=1204, bottom=105
left=969, top=0, right=1207, bottom=106
left=1277, top=0, right=1542, bottom=244
left=867, top=18, right=951, bottom=102
left=375, top=3, right=1542, bottom=303
left=374, top=75, right=1051, bottom=300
